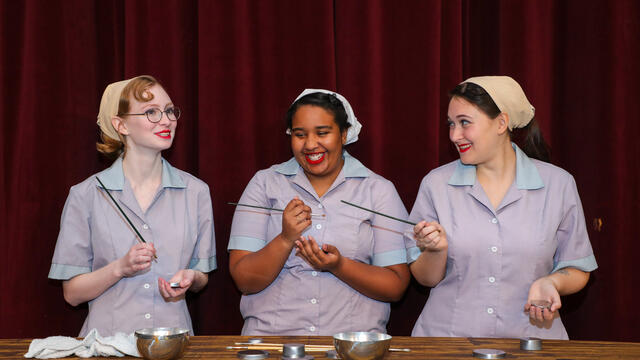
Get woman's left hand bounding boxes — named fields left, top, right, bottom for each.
left=525, top=276, right=562, bottom=325
left=295, top=235, right=342, bottom=272
left=158, top=269, right=195, bottom=302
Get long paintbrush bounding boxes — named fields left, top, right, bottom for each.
left=340, top=200, right=416, bottom=225
left=96, top=176, right=157, bottom=259
left=228, top=202, right=325, bottom=217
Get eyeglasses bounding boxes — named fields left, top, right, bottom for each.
left=121, top=107, right=181, bottom=123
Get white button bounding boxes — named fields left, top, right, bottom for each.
left=144, top=313, right=151, bottom=319
left=317, top=204, right=323, bottom=208
left=143, top=224, right=149, bottom=229
left=487, top=307, right=494, bottom=314
left=144, top=283, right=150, bottom=289
left=309, top=326, right=316, bottom=332
left=310, top=298, right=317, bottom=304
left=312, top=271, right=318, bottom=276
left=488, top=277, right=496, bottom=283
left=316, top=224, right=322, bottom=230
left=491, top=218, right=498, bottom=224
left=491, top=246, right=498, bottom=253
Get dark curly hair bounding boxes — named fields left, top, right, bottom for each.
left=285, top=92, right=351, bottom=133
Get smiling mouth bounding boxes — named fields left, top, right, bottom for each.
left=457, top=143, right=471, bottom=153
left=155, top=130, right=171, bottom=139
left=305, top=152, right=325, bottom=165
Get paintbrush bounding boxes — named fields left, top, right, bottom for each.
left=340, top=200, right=416, bottom=226
left=96, top=177, right=158, bottom=260
left=228, top=202, right=325, bottom=217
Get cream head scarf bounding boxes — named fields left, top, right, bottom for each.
left=462, top=76, right=535, bottom=130
left=96, top=76, right=142, bottom=141
left=286, top=88, right=363, bottom=145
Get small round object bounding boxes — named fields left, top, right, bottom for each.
left=282, top=343, right=305, bottom=358
left=237, top=349, right=269, bottom=359
left=472, top=349, right=506, bottom=359
left=247, top=337, right=263, bottom=344
left=530, top=299, right=552, bottom=310
left=520, top=337, right=542, bottom=351
left=325, top=349, right=340, bottom=359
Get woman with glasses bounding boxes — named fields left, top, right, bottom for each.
left=49, top=75, right=216, bottom=337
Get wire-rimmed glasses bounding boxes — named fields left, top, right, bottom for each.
left=121, top=107, right=181, bottom=123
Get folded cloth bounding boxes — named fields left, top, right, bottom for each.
left=24, top=328, right=140, bottom=358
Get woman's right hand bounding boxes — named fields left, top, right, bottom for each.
left=280, top=197, right=312, bottom=244
left=413, top=221, right=447, bottom=252
left=117, top=243, right=156, bottom=277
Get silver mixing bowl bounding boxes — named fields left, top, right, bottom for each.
left=333, top=332, right=392, bottom=360
left=135, top=327, right=189, bottom=360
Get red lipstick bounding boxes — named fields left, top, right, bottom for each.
left=457, top=143, right=471, bottom=153
left=155, top=130, right=171, bottom=139
left=305, top=152, right=325, bottom=165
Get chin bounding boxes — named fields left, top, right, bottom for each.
left=458, top=155, right=476, bottom=165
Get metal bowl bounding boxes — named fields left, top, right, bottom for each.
left=333, top=332, right=392, bottom=360
left=135, top=327, right=189, bottom=360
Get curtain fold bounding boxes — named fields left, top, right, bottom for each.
left=1, top=0, right=638, bottom=340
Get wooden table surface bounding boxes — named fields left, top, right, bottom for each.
left=4, top=335, right=640, bottom=359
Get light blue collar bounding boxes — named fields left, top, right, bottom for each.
left=96, top=156, right=186, bottom=190
left=448, top=143, right=544, bottom=190
left=274, top=151, right=370, bottom=178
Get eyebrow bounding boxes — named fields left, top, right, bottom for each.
left=291, top=125, right=333, bottom=132
left=141, top=102, right=174, bottom=110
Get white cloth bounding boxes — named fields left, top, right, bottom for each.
left=286, top=88, right=363, bottom=145
left=24, top=329, right=140, bottom=358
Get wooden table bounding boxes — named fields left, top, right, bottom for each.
left=4, top=335, right=640, bottom=359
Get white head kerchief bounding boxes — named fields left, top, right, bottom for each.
left=287, top=88, right=362, bottom=145
left=462, top=76, right=535, bottom=130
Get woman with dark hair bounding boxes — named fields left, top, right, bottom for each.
left=229, top=89, right=410, bottom=335
left=49, top=76, right=216, bottom=336
left=407, top=76, right=597, bottom=339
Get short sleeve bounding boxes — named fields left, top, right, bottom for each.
left=552, top=175, right=597, bottom=273
left=189, top=183, right=217, bottom=272
left=228, top=172, right=270, bottom=252
left=49, top=185, right=93, bottom=280
left=370, top=179, right=411, bottom=267
left=405, top=175, right=439, bottom=263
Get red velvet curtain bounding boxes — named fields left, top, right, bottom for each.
left=1, top=0, right=638, bottom=341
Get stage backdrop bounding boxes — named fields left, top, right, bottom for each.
left=1, top=0, right=638, bottom=341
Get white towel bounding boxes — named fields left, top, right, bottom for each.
left=24, top=329, right=140, bottom=358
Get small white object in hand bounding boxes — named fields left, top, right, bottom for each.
left=24, top=328, right=140, bottom=358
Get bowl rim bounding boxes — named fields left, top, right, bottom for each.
left=332, top=331, right=392, bottom=342
left=134, top=327, right=189, bottom=339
